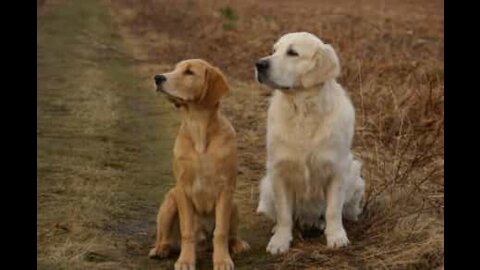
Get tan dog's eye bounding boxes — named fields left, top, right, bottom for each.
left=184, top=69, right=194, bottom=75
left=287, top=49, right=299, bottom=57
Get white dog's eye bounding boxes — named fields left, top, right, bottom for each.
left=287, top=49, right=299, bottom=57
left=184, top=69, right=194, bottom=75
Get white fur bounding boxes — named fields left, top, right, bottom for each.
left=255, top=32, right=365, bottom=254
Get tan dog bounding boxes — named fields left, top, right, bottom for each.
left=149, top=59, right=249, bottom=270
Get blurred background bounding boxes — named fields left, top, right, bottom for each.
left=37, top=0, right=444, bottom=269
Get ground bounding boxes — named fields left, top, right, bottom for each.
left=37, top=0, right=443, bottom=269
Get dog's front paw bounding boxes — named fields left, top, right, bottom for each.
left=325, top=227, right=349, bottom=249
left=148, top=243, right=171, bottom=259
left=213, top=256, right=234, bottom=270
left=175, top=258, right=196, bottom=270
left=266, top=229, right=292, bottom=255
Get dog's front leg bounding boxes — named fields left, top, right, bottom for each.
left=325, top=172, right=349, bottom=248
left=266, top=172, right=293, bottom=255
left=174, top=189, right=196, bottom=270
left=213, top=191, right=234, bottom=270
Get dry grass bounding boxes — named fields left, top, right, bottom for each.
left=108, top=0, right=444, bottom=269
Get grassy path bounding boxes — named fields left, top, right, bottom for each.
left=37, top=0, right=178, bottom=269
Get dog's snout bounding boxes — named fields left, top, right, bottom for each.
left=255, top=59, right=270, bottom=71
left=154, top=74, right=166, bottom=85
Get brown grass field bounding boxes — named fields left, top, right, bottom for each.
left=37, top=0, right=443, bottom=269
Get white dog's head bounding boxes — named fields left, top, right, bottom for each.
left=255, top=32, right=340, bottom=90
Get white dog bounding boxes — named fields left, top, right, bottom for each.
left=255, top=32, right=365, bottom=255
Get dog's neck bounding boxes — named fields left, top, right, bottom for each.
left=179, top=104, right=220, bottom=153
left=279, top=80, right=336, bottom=113
left=281, top=81, right=326, bottom=97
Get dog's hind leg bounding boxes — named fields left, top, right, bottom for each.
left=343, top=177, right=365, bottom=221
left=149, top=188, right=180, bottom=259
left=343, top=159, right=365, bottom=222
left=228, top=202, right=250, bottom=254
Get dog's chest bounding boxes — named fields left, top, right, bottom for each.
left=267, top=93, right=336, bottom=199
left=190, top=154, right=224, bottom=213
left=268, top=95, right=331, bottom=152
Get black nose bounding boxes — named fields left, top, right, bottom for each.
left=255, top=59, right=269, bottom=71
left=154, top=75, right=166, bottom=85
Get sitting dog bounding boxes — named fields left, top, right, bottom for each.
left=149, top=59, right=249, bottom=270
left=255, top=32, right=365, bottom=255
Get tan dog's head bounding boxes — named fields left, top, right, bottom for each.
left=255, top=32, right=340, bottom=90
left=154, top=59, right=229, bottom=108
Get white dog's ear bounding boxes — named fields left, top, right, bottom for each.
left=301, top=44, right=340, bottom=88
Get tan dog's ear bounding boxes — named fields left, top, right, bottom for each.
left=200, top=65, right=229, bottom=107
left=301, top=44, right=340, bottom=88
